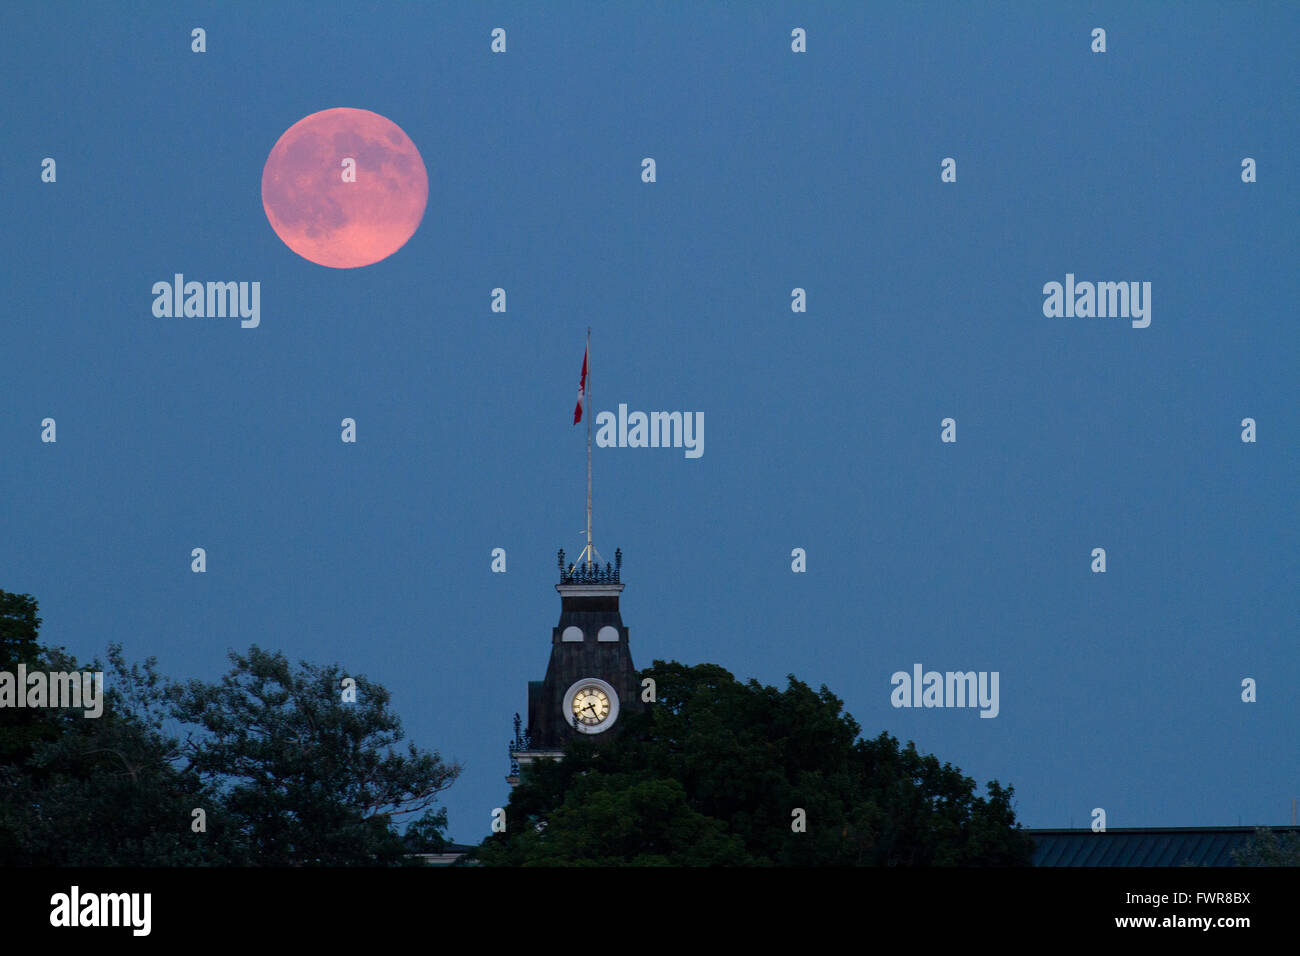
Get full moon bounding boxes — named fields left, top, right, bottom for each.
left=261, top=108, right=428, bottom=269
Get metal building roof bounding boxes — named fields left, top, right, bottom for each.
left=1027, top=826, right=1300, bottom=867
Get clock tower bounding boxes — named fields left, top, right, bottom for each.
left=507, top=547, right=643, bottom=784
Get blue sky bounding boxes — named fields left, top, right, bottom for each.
left=2, top=2, right=1296, bottom=843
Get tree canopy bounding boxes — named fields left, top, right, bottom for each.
left=1231, top=828, right=1300, bottom=866
left=477, top=660, right=1034, bottom=866
left=170, top=645, right=460, bottom=865
left=0, top=588, right=459, bottom=866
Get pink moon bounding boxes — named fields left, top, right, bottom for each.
left=261, top=108, right=428, bottom=269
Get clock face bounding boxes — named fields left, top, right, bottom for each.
left=572, top=686, right=610, bottom=725
left=564, top=678, right=620, bottom=733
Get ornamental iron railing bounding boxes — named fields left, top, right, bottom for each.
left=557, top=547, right=621, bottom=584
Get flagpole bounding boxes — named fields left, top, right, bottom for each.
left=585, top=326, right=592, bottom=567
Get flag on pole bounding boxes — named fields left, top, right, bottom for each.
left=573, top=345, right=588, bottom=424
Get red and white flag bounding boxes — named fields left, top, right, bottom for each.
left=573, top=345, right=588, bottom=424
